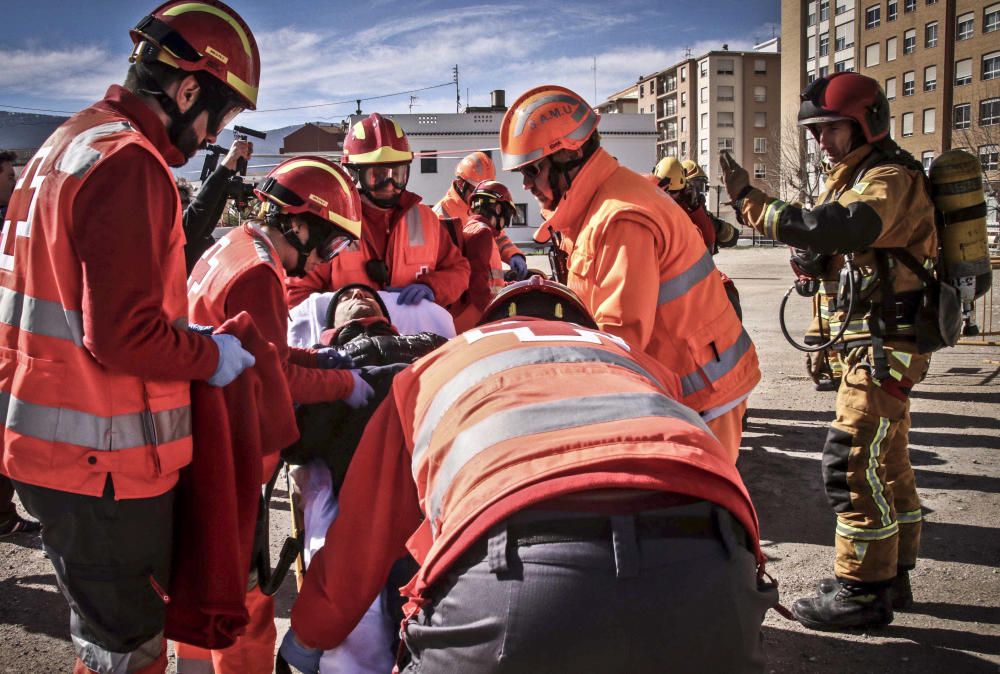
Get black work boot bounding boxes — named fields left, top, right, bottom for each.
left=792, top=579, right=893, bottom=631
left=891, top=570, right=913, bottom=610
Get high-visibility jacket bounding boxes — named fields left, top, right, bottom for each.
left=537, top=148, right=760, bottom=416
left=0, top=106, right=193, bottom=498
left=450, top=216, right=505, bottom=333
left=434, top=185, right=523, bottom=263
left=291, top=317, right=762, bottom=650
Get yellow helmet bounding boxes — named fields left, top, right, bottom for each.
left=652, top=156, right=685, bottom=191
left=681, top=159, right=707, bottom=182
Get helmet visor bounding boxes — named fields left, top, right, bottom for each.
left=357, top=164, right=410, bottom=191
left=317, top=234, right=354, bottom=262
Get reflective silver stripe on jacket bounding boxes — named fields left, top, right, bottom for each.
left=657, top=250, right=715, bottom=305
left=0, top=286, right=84, bottom=346
left=406, top=208, right=425, bottom=246
left=0, top=391, right=191, bottom=451
left=412, top=345, right=667, bottom=475
left=427, top=391, right=710, bottom=529
left=678, top=328, right=754, bottom=398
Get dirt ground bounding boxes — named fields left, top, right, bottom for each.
left=1, top=245, right=997, bottom=673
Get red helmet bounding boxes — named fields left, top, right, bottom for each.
left=455, top=151, right=496, bottom=183
left=478, top=276, right=597, bottom=329
left=255, top=156, right=362, bottom=240
left=342, top=113, right=414, bottom=166
left=470, top=180, right=519, bottom=228
left=500, top=85, right=600, bottom=170
left=130, top=0, right=260, bottom=110
left=798, top=72, right=889, bottom=143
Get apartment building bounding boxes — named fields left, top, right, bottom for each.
left=595, top=84, right=640, bottom=114
left=782, top=0, right=999, bottom=209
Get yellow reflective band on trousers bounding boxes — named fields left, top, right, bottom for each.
left=0, top=391, right=191, bottom=451
left=411, top=345, right=676, bottom=473
left=897, top=508, right=923, bottom=524
left=427, top=391, right=708, bottom=529
left=0, top=286, right=85, bottom=347
left=657, top=249, right=715, bottom=305
left=866, top=416, right=894, bottom=527
left=836, top=518, right=899, bottom=541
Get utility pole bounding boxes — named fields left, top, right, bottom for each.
left=453, top=64, right=460, bottom=113
left=409, top=95, right=418, bottom=113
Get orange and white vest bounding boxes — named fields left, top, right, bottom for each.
left=329, top=203, right=441, bottom=289
left=0, top=108, right=191, bottom=498
left=394, top=318, right=762, bottom=599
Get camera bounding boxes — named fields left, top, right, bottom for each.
left=198, top=125, right=268, bottom=210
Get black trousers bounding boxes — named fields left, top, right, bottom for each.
left=14, top=478, right=174, bottom=673
left=0, top=475, right=18, bottom=523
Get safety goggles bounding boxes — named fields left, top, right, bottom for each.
left=318, top=234, right=353, bottom=262
left=518, top=156, right=550, bottom=182
left=210, top=103, right=244, bottom=135
left=357, top=164, right=410, bottom=191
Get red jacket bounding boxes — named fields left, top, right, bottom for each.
left=434, top=184, right=523, bottom=263
left=449, top=215, right=504, bottom=333
left=164, top=312, right=298, bottom=649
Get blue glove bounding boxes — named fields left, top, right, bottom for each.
left=345, top=370, right=374, bottom=408
left=278, top=630, right=322, bottom=674
left=188, top=323, right=215, bottom=336
left=509, top=254, right=529, bottom=280
left=395, top=283, right=435, bottom=305
left=207, top=334, right=256, bottom=387
left=315, top=347, right=354, bottom=369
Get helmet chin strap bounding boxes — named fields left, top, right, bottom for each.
left=270, top=212, right=324, bottom=277
left=134, top=62, right=208, bottom=150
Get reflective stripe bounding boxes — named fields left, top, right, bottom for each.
left=897, top=508, right=923, bottom=524
left=502, top=147, right=544, bottom=169
left=1, top=391, right=190, bottom=451
left=866, top=417, right=894, bottom=527
left=763, top=199, right=789, bottom=240
left=678, top=328, right=753, bottom=398
left=888, top=368, right=904, bottom=382
left=406, top=207, right=425, bottom=246
left=412, top=345, right=669, bottom=473
left=657, top=249, right=715, bottom=305
left=835, top=518, right=899, bottom=541
left=892, top=351, right=913, bottom=368
left=176, top=659, right=215, bottom=674
left=0, top=286, right=84, bottom=346
left=489, top=269, right=505, bottom=280
left=428, top=391, right=709, bottom=528
left=513, top=93, right=590, bottom=137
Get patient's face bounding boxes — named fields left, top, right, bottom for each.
left=333, top=287, right=385, bottom=328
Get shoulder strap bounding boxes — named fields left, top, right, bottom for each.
left=886, top=247, right=936, bottom=286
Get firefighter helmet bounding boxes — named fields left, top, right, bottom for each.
left=130, top=0, right=260, bottom=110
left=798, top=72, right=889, bottom=143
left=681, top=159, right=707, bottom=182
left=478, top=276, right=598, bottom=329
left=455, top=151, right=496, bottom=183
left=653, top=157, right=686, bottom=191
left=255, top=156, right=362, bottom=240
left=499, top=85, right=600, bottom=171
left=342, top=113, right=414, bottom=166
left=470, top=180, right=519, bottom=228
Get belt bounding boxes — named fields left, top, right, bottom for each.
left=507, top=513, right=734, bottom=546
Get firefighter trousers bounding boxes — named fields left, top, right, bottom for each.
left=821, top=342, right=930, bottom=584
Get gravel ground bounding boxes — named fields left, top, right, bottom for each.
left=1, top=245, right=997, bottom=673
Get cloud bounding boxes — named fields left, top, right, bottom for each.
left=0, top=45, right=121, bottom=103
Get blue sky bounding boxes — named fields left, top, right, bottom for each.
left=1, top=0, right=780, bottom=130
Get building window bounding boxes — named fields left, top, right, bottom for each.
left=700, top=60, right=708, bottom=77
left=701, top=112, right=709, bottom=129
left=754, top=137, right=768, bottom=153
left=754, top=163, right=766, bottom=179
left=819, top=34, right=830, bottom=56
left=903, top=71, right=915, bottom=95
left=922, top=151, right=934, bottom=171
left=953, top=103, right=971, bottom=129
left=700, top=138, right=708, bottom=155
left=718, top=85, right=735, bottom=101
left=866, top=43, right=881, bottom=67
left=754, top=59, right=767, bottom=74
left=903, top=28, right=916, bottom=54
left=835, top=21, right=854, bottom=50
left=904, top=0, right=915, bottom=12
left=718, top=111, right=735, bottom=127
left=925, top=21, right=938, bottom=47
left=902, top=112, right=914, bottom=137
left=680, top=117, right=687, bottom=132
left=835, top=59, right=852, bottom=73
left=754, top=112, right=767, bottom=128
left=924, top=65, right=937, bottom=91
left=681, top=92, right=687, bottom=107
left=808, top=34, right=817, bottom=57
left=982, top=98, right=1000, bottom=125
left=836, top=0, right=850, bottom=15
left=980, top=145, right=999, bottom=171
left=886, top=76, right=897, bottom=100
left=717, top=59, right=735, bottom=75
left=923, top=108, right=936, bottom=133
left=957, top=12, right=974, bottom=40
left=681, top=141, right=687, bottom=156
left=421, top=151, right=437, bottom=174
left=984, top=52, right=1000, bottom=80
left=986, top=3, right=1000, bottom=33
left=956, top=59, right=973, bottom=86
left=865, top=4, right=880, bottom=28
left=819, top=65, right=829, bottom=78
left=890, top=116, right=896, bottom=136
left=681, top=66, right=687, bottom=81
left=820, top=0, right=830, bottom=21
left=718, top=138, right=735, bottom=152
left=888, top=0, right=898, bottom=20
left=926, top=0, right=937, bottom=4
left=886, top=36, right=897, bottom=61
left=700, top=87, right=708, bottom=104
left=666, top=99, right=677, bottom=116
left=754, top=86, right=767, bottom=103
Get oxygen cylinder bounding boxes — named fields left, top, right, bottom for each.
left=928, top=150, right=992, bottom=336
